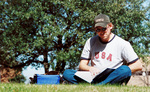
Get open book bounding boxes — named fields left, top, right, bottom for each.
left=75, top=68, right=114, bottom=83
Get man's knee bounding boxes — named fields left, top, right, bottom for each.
left=63, top=69, right=70, bottom=79
left=116, top=65, right=132, bottom=78
left=63, top=69, right=76, bottom=80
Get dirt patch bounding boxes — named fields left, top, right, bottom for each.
left=127, top=75, right=150, bottom=86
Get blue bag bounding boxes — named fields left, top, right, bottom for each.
left=36, top=74, right=60, bottom=84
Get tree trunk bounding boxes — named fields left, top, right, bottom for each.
left=55, top=60, right=66, bottom=73
left=43, top=51, right=50, bottom=73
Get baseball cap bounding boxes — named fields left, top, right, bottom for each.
left=94, top=14, right=110, bottom=28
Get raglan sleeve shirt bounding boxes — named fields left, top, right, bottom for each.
left=81, top=35, right=139, bottom=68
left=121, top=42, right=139, bottom=64
left=81, top=38, right=91, bottom=60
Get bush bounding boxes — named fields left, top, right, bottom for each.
left=9, top=74, right=26, bottom=83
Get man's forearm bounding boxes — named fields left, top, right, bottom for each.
left=79, top=60, right=91, bottom=71
left=128, top=59, right=143, bottom=73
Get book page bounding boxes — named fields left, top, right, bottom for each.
left=75, top=71, right=95, bottom=83
left=74, top=67, right=108, bottom=83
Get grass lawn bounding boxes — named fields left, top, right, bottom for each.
left=0, top=83, right=150, bottom=92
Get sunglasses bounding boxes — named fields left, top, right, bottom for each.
left=95, top=28, right=107, bottom=32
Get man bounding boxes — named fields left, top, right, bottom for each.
left=63, top=14, right=142, bottom=85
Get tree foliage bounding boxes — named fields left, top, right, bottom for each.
left=0, top=0, right=149, bottom=73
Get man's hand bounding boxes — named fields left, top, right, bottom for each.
left=79, top=59, right=101, bottom=76
left=89, top=67, right=101, bottom=76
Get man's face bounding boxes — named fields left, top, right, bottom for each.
left=95, top=25, right=112, bottom=42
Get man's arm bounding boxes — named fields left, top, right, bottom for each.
left=79, top=60, right=101, bottom=75
left=79, top=59, right=91, bottom=71
left=128, top=59, right=143, bottom=73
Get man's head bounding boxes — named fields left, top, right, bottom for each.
left=94, top=14, right=110, bottom=28
left=94, top=14, right=114, bottom=42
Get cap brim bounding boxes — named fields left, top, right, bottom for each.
left=95, top=22, right=109, bottom=28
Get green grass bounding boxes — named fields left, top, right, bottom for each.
left=0, top=83, right=150, bottom=92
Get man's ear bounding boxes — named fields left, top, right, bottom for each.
left=110, top=27, right=113, bottom=29
left=107, top=25, right=112, bottom=29
left=108, top=23, right=113, bottom=30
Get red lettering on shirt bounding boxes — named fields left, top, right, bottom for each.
left=101, top=52, right=106, bottom=59
left=95, top=52, right=112, bottom=62
left=107, top=53, right=112, bottom=61
left=95, top=52, right=99, bottom=59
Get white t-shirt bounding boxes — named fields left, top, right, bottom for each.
left=81, top=34, right=138, bottom=70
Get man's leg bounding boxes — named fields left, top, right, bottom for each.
left=97, top=65, right=132, bottom=85
left=63, top=69, right=85, bottom=84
